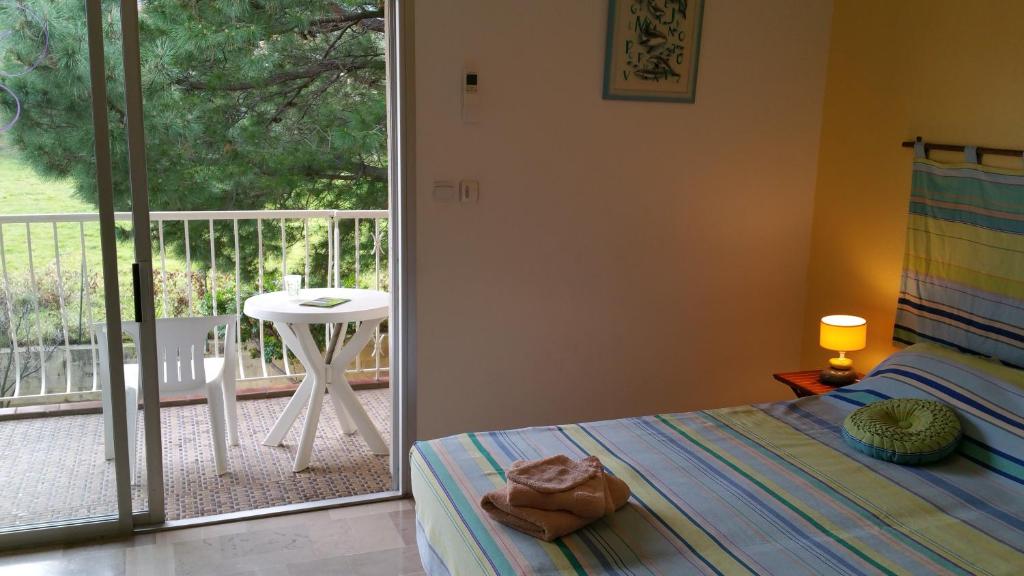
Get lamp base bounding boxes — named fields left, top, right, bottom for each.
left=819, top=367, right=858, bottom=386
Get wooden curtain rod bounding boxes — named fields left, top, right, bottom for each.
left=901, top=136, right=1023, bottom=158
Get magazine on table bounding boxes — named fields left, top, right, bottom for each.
left=299, top=297, right=350, bottom=308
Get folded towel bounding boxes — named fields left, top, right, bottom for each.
left=508, top=454, right=601, bottom=493
left=480, top=455, right=631, bottom=541
left=506, top=455, right=617, bottom=519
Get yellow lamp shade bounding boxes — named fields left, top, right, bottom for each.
left=819, top=315, right=867, bottom=352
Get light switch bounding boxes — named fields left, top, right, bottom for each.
left=459, top=180, right=479, bottom=203
left=432, top=181, right=457, bottom=203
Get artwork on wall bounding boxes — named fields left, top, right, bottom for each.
left=603, top=0, right=705, bottom=103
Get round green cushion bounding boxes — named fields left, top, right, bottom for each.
left=842, top=398, right=962, bottom=465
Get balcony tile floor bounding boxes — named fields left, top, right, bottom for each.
left=0, top=389, right=392, bottom=528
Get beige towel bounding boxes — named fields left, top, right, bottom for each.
left=508, top=455, right=601, bottom=492
left=480, top=455, right=631, bottom=541
left=506, top=455, right=616, bottom=519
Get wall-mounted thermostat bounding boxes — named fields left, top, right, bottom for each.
left=462, top=70, right=480, bottom=124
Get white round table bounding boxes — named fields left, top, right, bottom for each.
left=244, top=288, right=390, bottom=472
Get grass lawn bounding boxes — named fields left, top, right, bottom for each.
left=0, top=144, right=388, bottom=397
left=1, top=143, right=385, bottom=319
left=0, top=153, right=94, bottom=214
left=0, top=150, right=140, bottom=288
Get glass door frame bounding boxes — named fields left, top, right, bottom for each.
left=129, top=0, right=415, bottom=531
left=3, top=0, right=417, bottom=544
left=390, top=0, right=416, bottom=497
left=0, top=0, right=144, bottom=548
left=117, top=0, right=165, bottom=527
left=136, top=0, right=415, bottom=531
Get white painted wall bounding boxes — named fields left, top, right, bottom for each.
left=414, top=0, right=833, bottom=440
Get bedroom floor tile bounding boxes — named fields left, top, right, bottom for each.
left=347, top=545, right=425, bottom=576
left=389, top=509, right=417, bottom=546
left=0, top=499, right=421, bottom=575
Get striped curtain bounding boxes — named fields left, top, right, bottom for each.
left=893, top=154, right=1024, bottom=369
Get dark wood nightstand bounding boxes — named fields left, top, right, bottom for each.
left=773, top=370, right=861, bottom=398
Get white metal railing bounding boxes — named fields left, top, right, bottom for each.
left=0, top=209, right=389, bottom=406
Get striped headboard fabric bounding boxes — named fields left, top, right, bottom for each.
left=894, top=156, right=1024, bottom=368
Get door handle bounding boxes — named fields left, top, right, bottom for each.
left=132, top=262, right=142, bottom=322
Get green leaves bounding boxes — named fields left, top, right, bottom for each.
left=2, top=0, right=387, bottom=281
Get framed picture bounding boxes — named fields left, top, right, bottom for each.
left=603, top=0, right=706, bottom=103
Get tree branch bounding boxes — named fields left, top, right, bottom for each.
left=253, top=160, right=386, bottom=184
left=308, top=6, right=385, bottom=35
left=177, top=57, right=380, bottom=92
left=350, top=162, right=387, bottom=181
left=311, top=162, right=387, bottom=182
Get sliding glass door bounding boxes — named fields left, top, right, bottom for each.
left=2, top=0, right=406, bottom=544
left=0, top=0, right=141, bottom=545
left=130, top=0, right=400, bottom=524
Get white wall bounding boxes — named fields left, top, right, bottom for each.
left=414, top=0, right=833, bottom=440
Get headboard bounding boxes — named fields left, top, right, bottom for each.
left=893, top=145, right=1024, bottom=369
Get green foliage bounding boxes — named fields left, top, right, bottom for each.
left=1, top=1, right=387, bottom=282
left=0, top=265, right=79, bottom=403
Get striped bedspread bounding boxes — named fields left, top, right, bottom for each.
left=894, top=157, right=1024, bottom=369
left=411, top=344, right=1024, bottom=575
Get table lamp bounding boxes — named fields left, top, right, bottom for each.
left=819, top=315, right=867, bottom=385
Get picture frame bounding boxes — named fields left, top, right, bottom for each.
left=603, top=0, right=706, bottom=103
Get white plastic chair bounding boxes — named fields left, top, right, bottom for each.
left=96, top=315, right=238, bottom=480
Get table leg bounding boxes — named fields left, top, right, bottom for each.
left=327, top=370, right=388, bottom=454
left=265, top=319, right=390, bottom=471
left=328, top=384, right=358, bottom=435
left=326, top=320, right=389, bottom=455
left=323, top=324, right=357, bottom=435
left=262, top=373, right=314, bottom=446
left=262, top=321, right=319, bottom=448
left=290, top=324, right=331, bottom=472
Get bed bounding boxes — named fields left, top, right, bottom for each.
left=411, top=344, right=1024, bottom=575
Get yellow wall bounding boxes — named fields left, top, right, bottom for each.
left=801, top=0, right=1024, bottom=372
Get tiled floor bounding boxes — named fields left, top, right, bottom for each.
left=0, top=499, right=424, bottom=575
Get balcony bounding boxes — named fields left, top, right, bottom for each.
left=0, top=209, right=392, bottom=527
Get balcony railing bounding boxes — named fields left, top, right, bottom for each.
left=0, top=209, right=389, bottom=407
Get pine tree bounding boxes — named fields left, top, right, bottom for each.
left=1, top=1, right=386, bottom=282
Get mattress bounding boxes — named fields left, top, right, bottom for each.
left=411, top=344, right=1024, bottom=575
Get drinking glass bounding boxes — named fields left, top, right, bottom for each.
left=284, top=274, right=302, bottom=298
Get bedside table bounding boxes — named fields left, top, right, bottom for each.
left=773, top=370, right=861, bottom=398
